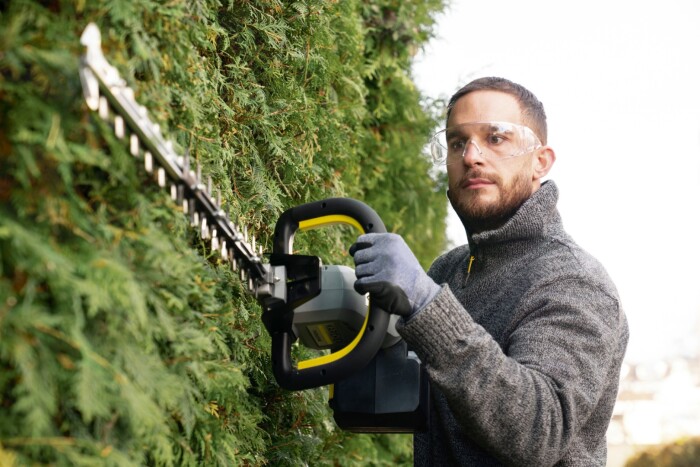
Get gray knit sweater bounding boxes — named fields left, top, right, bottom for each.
left=397, top=181, right=628, bottom=466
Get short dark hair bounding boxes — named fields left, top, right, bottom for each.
left=446, top=77, right=548, bottom=144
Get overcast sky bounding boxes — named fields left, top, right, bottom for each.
left=412, top=0, right=700, bottom=363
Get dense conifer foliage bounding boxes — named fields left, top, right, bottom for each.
left=0, top=1, right=447, bottom=464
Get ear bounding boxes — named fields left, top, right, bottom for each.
left=532, top=146, right=556, bottom=181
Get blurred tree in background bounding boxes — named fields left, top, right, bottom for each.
left=0, top=0, right=447, bottom=465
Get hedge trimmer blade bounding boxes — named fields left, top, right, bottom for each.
left=79, top=23, right=274, bottom=295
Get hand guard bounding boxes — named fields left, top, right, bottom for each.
left=350, top=233, right=440, bottom=318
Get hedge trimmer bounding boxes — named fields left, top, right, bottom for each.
left=78, top=23, right=428, bottom=432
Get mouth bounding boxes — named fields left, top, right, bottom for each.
left=461, top=178, right=494, bottom=189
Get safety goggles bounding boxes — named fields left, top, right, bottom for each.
left=430, top=121, right=542, bottom=165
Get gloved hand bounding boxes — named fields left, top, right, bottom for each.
left=350, top=233, right=440, bottom=318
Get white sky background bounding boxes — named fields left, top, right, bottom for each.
left=412, top=0, right=700, bottom=363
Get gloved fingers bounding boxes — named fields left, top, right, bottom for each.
left=355, top=281, right=412, bottom=317
left=353, top=277, right=372, bottom=295
left=352, top=233, right=402, bottom=265
left=351, top=245, right=382, bottom=266
left=349, top=240, right=372, bottom=258
left=349, top=232, right=383, bottom=256
left=354, top=261, right=382, bottom=280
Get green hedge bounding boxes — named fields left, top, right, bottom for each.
left=0, top=0, right=446, bottom=465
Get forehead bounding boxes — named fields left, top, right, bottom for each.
left=447, top=90, right=524, bottom=128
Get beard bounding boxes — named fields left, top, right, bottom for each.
left=447, top=168, right=534, bottom=234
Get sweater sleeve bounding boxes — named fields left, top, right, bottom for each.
left=397, top=279, right=625, bottom=466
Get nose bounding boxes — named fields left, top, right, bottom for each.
left=461, top=140, right=484, bottom=164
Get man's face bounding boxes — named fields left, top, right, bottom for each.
left=446, top=90, right=541, bottom=233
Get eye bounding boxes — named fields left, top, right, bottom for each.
left=487, top=133, right=506, bottom=145
left=448, top=138, right=467, bottom=152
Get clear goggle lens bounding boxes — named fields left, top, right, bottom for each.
left=430, top=121, right=542, bottom=165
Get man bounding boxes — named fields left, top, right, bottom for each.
left=351, top=77, right=629, bottom=466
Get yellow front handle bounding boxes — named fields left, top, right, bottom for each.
left=295, top=214, right=366, bottom=370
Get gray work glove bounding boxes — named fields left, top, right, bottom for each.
left=350, top=233, right=440, bottom=318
